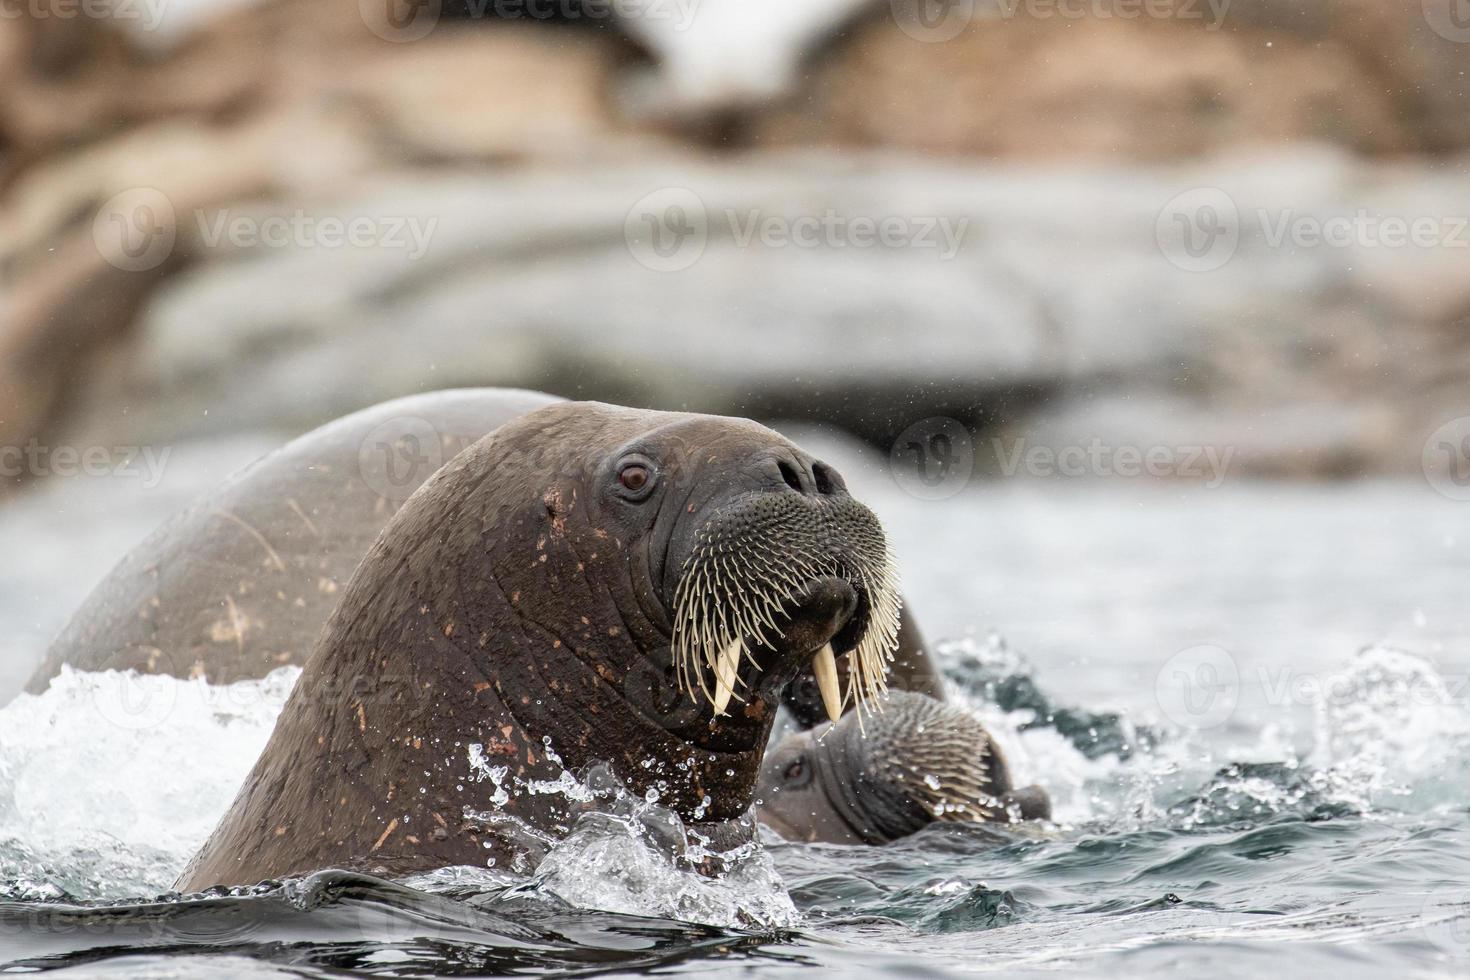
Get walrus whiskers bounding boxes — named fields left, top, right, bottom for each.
left=670, top=494, right=902, bottom=722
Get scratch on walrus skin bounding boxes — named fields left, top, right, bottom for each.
left=211, top=508, right=287, bottom=571
left=371, top=818, right=399, bottom=853
left=223, top=594, right=247, bottom=656
left=285, top=497, right=321, bottom=538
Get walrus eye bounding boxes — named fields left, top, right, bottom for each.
left=783, top=756, right=812, bottom=788
left=615, top=460, right=656, bottom=501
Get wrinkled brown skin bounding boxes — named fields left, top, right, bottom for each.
left=176, top=401, right=879, bottom=890
left=25, top=389, right=561, bottom=694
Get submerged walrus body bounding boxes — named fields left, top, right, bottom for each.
left=31, top=389, right=1048, bottom=885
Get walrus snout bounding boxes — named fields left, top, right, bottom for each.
left=756, top=449, right=849, bottom=500
left=741, top=575, right=860, bottom=708
left=780, top=576, right=860, bottom=654
left=667, top=482, right=901, bottom=725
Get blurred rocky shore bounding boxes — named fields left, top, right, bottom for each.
left=2, top=0, right=1469, bottom=481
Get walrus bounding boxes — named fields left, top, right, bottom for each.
left=758, top=691, right=1052, bottom=845
left=172, top=397, right=908, bottom=888
left=29, top=389, right=1046, bottom=874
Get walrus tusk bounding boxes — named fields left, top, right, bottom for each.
left=712, top=638, right=743, bottom=716
left=812, top=643, right=843, bottom=723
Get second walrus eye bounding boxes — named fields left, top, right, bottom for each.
left=615, top=459, right=657, bottom=501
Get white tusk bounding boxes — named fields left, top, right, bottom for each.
left=712, top=638, right=742, bottom=716
left=812, top=643, right=843, bottom=724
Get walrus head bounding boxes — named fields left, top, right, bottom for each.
left=177, top=401, right=903, bottom=888
left=756, top=691, right=1052, bottom=845
left=486, top=402, right=902, bottom=818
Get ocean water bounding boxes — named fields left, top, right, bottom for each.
left=1, top=472, right=1467, bottom=977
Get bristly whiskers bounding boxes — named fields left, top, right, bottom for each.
left=669, top=493, right=901, bottom=723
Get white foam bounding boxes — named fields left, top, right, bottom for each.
left=0, top=667, right=298, bottom=898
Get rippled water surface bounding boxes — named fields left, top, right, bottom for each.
left=2, top=467, right=1467, bottom=977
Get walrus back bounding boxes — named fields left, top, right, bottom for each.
left=24, top=388, right=561, bottom=695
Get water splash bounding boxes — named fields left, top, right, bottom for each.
left=0, top=666, right=299, bottom=899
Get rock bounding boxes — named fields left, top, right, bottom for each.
left=33, top=148, right=1468, bottom=480
left=757, top=0, right=1468, bottom=159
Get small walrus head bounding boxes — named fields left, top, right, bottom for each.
left=757, top=691, right=1052, bottom=845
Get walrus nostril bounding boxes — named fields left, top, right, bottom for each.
left=776, top=460, right=804, bottom=493
left=811, top=462, right=837, bottom=496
